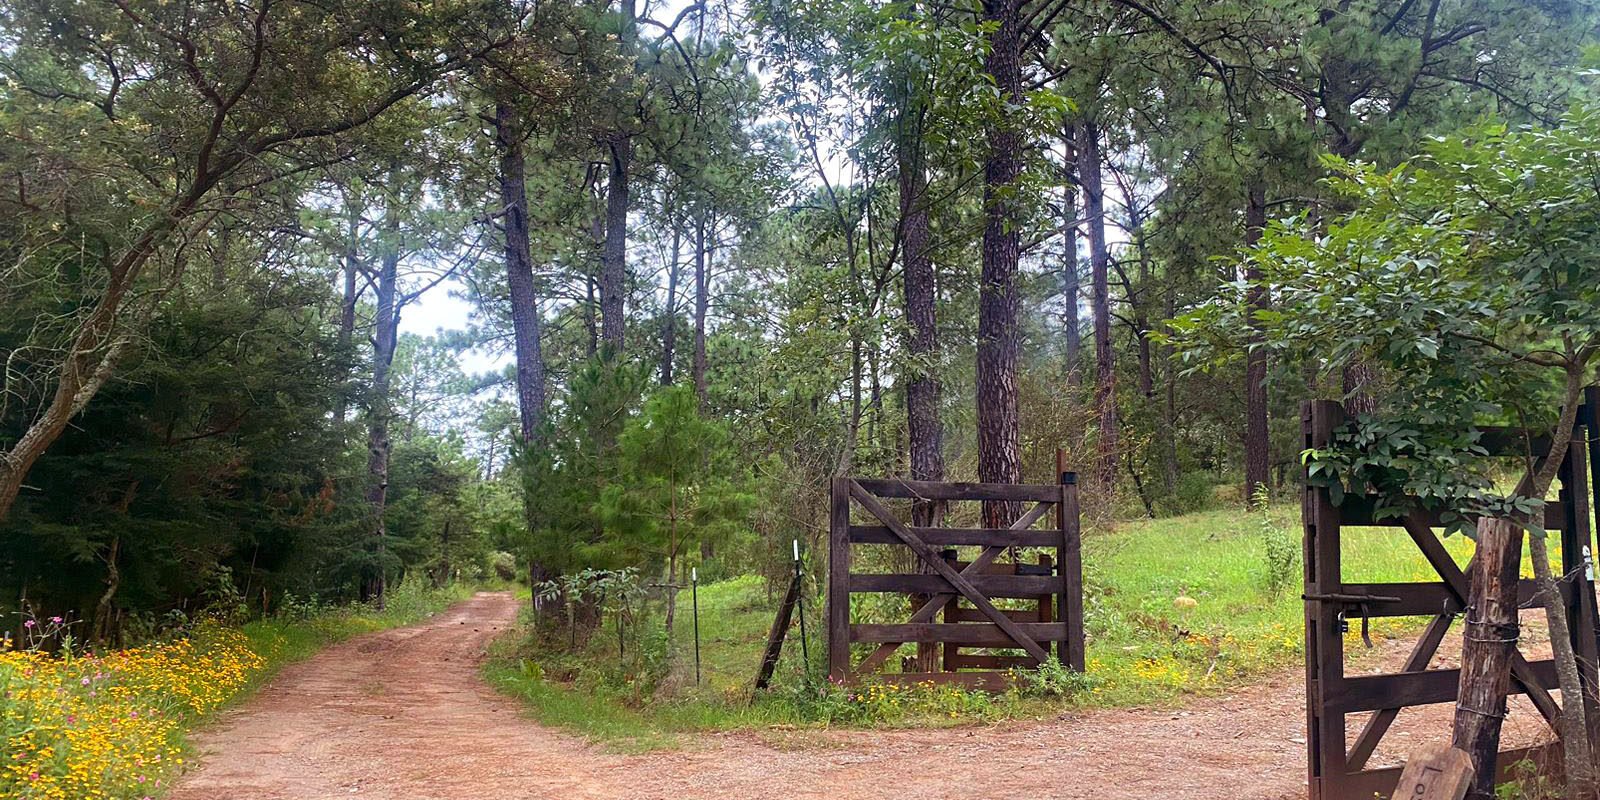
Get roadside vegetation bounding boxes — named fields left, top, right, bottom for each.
left=487, top=498, right=1481, bottom=750
left=0, top=579, right=472, bottom=800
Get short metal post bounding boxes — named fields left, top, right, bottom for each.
left=691, top=567, right=701, bottom=685
left=794, top=539, right=810, bottom=682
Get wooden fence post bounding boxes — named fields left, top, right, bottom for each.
left=1057, top=448, right=1084, bottom=671
left=827, top=477, right=852, bottom=683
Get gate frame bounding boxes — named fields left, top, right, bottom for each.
left=1302, top=398, right=1600, bottom=799
left=826, top=470, right=1084, bottom=689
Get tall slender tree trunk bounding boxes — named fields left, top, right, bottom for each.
left=1078, top=119, right=1117, bottom=503
left=693, top=212, right=710, bottom=410
left=334, top=204, right=361, bottom=423
left=1243, top=180, right=1270, bottom=506
left=660, top=225, right=681, bottom=386
left=598, top=0, right=638, bottom=356
left=365, top=208, right=401, bottom=609
left=494, top=102, right=548, bottom=445
left=975, top=0, right=1025, bottom=527
left=600, top=137, right=631, bottom=354
left=494, top=100, right=555, bottom=607
left=897, top=97, right=945, bottom=518
left=1160, top=281, right=1180, bottom=494
left=1062, top=124, right=1083, bottom=387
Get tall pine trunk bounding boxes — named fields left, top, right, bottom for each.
left=1078, top=119, right=1117, bottom=504
left=1243, top=181, right=1270, bottom=505
left=693, top=212, right=710, bottom=410
left=660, top=224, right=681, bottom=386
left=364, top=208, right=401, bottom=609
left=1062, top=124, right=1083, bottom=387
left=600, top=137, right=631, bottom=354
left=975, top=0, right=1024, bottom=527
left=494, top=102, right=548, bottom=445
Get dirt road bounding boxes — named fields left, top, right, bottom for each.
left=169, top=591, right=1551, bottom=800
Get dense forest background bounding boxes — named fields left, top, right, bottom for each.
left=1, top=0, right=1595, bottom=639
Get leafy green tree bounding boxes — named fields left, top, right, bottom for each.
left=598, top=386, right=752, bottom=634
left=1177, top=107, right=1600, bottom=796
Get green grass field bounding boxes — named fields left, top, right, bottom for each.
left=487, top=502, right=1494, bottom=747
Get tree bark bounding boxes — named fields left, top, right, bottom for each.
left=693, top=212, right=710, bottom=410
left=660, top=224, right=681, bottom=386
left=494, top=101, right=548, bottom=445
left=1453, top=516, right=1525, bottom=800
left=334, top=203, right=361, bottom=423
left=1078, top=119, right=1117, bottom=504
left=897, top=93, right=945, bottom=522
left=599, top=136, right=631, bottom=355
left=975, top=0, right=1025, bottom=527
left=364, top=208, right=401, bottom=609
left=1243, top=180, right=1270, bottom=506
left=1062, top=124, right=1083, bottom=387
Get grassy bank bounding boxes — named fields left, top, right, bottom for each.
left=0, top=579, right=474, bottom=800
left=489, top=502, right=1482, bottom=748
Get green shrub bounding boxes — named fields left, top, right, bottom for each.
left=1159, top=472, right=1222, bottom=516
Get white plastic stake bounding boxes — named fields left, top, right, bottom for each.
left=793, top=538, right=800, bottom=562
left=691, top=567, right=697, bottom=583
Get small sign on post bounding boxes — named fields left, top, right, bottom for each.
left=1392, top=746, right=1474, bottom=800
left=691, top=567, right=701, bottom=685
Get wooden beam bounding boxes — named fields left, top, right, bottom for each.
left=1327, top=658, right=1559, bottom=713
left=847, top=526, right=1059, bottom=548
left=851, top=478, right=1060, bottom=503
left=850, top=622, right=1071, bottom=645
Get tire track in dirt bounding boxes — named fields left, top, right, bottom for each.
left=169, top=592, right=1554, bottom=800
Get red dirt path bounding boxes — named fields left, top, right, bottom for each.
left=167, top=591, right=1554, bottom=800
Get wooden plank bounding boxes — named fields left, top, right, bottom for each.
left=850, top=573, right=1063, bottom=596
left=827, top=477, right=852, bottom=682
left=847, top=482, right=1052, bottom=663
left=851, top=622, right=1071, bottom=645
left=944, top=652, right=1039, bottom=670
left=1305, top=399, right=1348, bottom=800
left=1338, top=494, right=1567, bottom=531
left=1559, top=424, right=1600, bottom=749
left=1343, top=744, right=1557, bottom=800
left=945, top=606, right=1052, bottom=623
left=1327, top=658, right=1559, bottom=713
left=1335, top=580, right=1550, bottom=618
left=848, top=526, right=1060, bottom=548
left=1057, top=452, right=1085, bottom=671
left=754, top=569, right=802, bottom=690
left=852, top=478, right=1060, bottom=503
left=1390, top=745, right=1473, bottom=800
left=866, top=671, right=1016, bottom=691
left=1476, top=427, right=1552, bottom=458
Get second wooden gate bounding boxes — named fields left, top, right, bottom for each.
left=1303, top=398, right=1600, bottom=799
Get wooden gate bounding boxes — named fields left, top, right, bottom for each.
left=1303, top=398, right=1600, bottom=799
left=826, top=470, right=1084, bottom=690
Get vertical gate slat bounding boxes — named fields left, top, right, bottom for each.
left=1560, top=419, right=1600, bottom=747
left=1057, top=449, right=1084, bottom=671
left=827, top=477, right=852, bottom=683
left=1304, top=400, right=1347, bottom=800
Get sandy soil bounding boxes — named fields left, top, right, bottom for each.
left=168, top=591, right=1557, bottom=800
